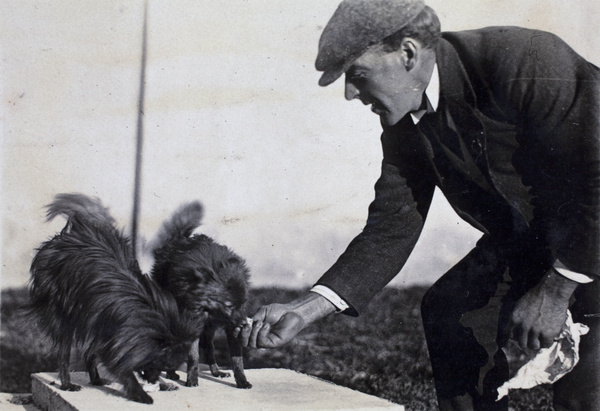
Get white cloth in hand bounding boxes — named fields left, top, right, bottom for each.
left=497, top=310, right=589, bottom=400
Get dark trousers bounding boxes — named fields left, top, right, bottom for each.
left=421, top=235, right=553, bottom=410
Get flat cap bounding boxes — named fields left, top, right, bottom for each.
left=316, top=0, right=426, bottom=86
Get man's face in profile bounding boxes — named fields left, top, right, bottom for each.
left=343, top=44, right=424, bottom=126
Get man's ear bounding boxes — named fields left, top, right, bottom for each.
left=401, top=38, right=419, bottom=71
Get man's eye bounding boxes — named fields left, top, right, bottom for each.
left=347, top=70, right=367, bottom=83
left=350, top=72, right=366, bottom=81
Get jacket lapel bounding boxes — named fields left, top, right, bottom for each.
left=436, top=39, right=487, bottom=169
left=435, top=38, right=534, bottom=225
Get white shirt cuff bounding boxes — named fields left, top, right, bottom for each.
left=554, top=260, right=594, bottom=284
left=310, top=285, right=350, bottom=312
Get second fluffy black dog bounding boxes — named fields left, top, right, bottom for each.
left=29, top=194, right=200, bottom=404
left=151, top=201, right=252, bottom=389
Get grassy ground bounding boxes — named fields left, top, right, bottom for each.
left=1, top=286, right=553, bottom=410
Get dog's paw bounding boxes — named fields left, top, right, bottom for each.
left=209, top=364, right=230, bottom=378
left=216, top=371, right=230, bottom=378
left=185, top=377, right=199, bottom=387
left=130, top=390, right=153, bottom=404
left=60, top=383, right=81, bottom=392
left=165, top=370, right=180, bottom=381
left=236, top=379, right=252, bottom=389
left=159, top=381, right=179, bottom=392
left=89, top=378, right=109, bottom=387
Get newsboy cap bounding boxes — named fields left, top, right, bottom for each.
left=316, top=0, right=426, bottom=86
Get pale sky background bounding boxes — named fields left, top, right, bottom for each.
left=1, top=0, right=599, bottom=290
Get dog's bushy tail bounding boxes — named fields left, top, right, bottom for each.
left=150, top=201, right=204, bottom=253
left=46, top=193, right=116, bottom=231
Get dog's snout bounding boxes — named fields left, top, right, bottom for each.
left=228, top=308, right=247, bottom=326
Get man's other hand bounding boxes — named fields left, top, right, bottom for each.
left=508, top=268, right=579, bottom=351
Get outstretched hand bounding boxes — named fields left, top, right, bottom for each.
left=507, top=268, right=578, bottom=351
left=236, top=292, right=337, bottom=349
left=240, top=304, right=306, bottom=348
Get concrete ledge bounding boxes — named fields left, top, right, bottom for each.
left=31, top=369, right=404, bottom=410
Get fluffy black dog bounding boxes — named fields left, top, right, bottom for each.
left=29, top=193, right=200, bottom=404
left=151, top=201, right=252, bottom=389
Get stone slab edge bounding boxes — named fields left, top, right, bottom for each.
left=31, top=374, right=77, bottom=411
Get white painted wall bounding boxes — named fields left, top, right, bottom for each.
left=2, top=1, right=598, bottom=289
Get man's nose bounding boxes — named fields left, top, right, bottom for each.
left=345, top=82, right=360, bottom=101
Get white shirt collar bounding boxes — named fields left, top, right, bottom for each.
left=410, top=63, right=439, bottom=124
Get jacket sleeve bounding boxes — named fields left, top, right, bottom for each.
left=483, top=28, right=600, bottom=278
left=315, top=127, right=435, bottom=315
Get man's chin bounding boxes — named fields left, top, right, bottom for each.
left=379, top=112, right=403, bottom=127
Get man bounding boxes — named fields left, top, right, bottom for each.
left=240, top=1, right=600, bottom=409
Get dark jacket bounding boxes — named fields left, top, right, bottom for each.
left=316, top=26, right=600, bottom=315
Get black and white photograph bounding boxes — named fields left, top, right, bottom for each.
left=1, top=1, right=599, bottom=409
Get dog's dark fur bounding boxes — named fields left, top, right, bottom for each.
left=151, top=201, right=252, bottom=389
left=29, top=193, right=200, bottom=404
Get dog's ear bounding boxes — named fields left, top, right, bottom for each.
left=224, top=256, right=242, bottom=266
left=217, top=256, right=247, bottom=274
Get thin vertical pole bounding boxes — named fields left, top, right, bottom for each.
left=131, top=0, right=148, bottom=258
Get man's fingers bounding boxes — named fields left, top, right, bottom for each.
left=248, top=321, right=263, bottom=348
left=509, top=323, right=556, bottom=351
left=257, top=323, right=276, bottom=348
left=539, top=332, right=556, bottom=349
left=526, top=329, right=557, bottom=351
left=527, top=329, right=541, bottom=351
left=509, top=322, right=533, bottom=351
left=239, top=323, right=253, bottom=347
left=240, top=321, right=270, bottom=349
left=238, top=303, right=301, bottom=349
left=240, top=306, right=270, bottom=348
left=232, top=326, right=241, bottom=339
left=251, top=308, right=269, bottom=325
left=508, top=322, right=522, bottom=346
